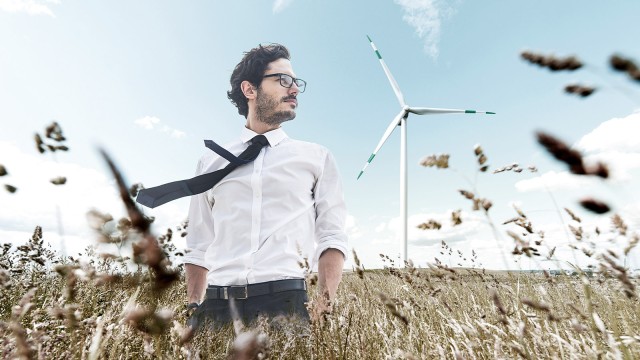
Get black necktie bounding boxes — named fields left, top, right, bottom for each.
left=136, top=135, right=269, bottom=208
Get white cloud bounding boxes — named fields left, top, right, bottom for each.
left=0, top=141, right=187, bottom=257
left=376, top=210, right=489, bottom=247
left=351, top=210, right=513, bottom=269
left=272, top=0, right=293, bottom=14
left=393, top=0, right=456, bottom=58
left=576, top=111, right=640, bottom=153
left=0, top=0, right=58, bottom=17
left=351, top=203, right=640, bottom=270
left=134, top=116, right=186, bottom=139
left=345, top=214, right=363, bottom=240
left=584, top=151, right=640, bottom=181
left=619, top=203, right=640, bottom=236
left=519, top=111, right=640, bottom=192
left=515, top=170, right=595, bottom=192
left=159, top=125, right=186, bottom=139
left=575, top=111, right=640, bottom=180
left=531, top=209, right=640, bottom=271
left=134, top=116, right=160, bottom=130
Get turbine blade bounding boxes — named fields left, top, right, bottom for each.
left=357, top=110, right=407, bottom=179
left=407, top=107, right=497, bottom=115
left=367, top=35, right=406, bottom=108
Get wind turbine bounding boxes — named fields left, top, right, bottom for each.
left=358, top=35, right=495, bottom=262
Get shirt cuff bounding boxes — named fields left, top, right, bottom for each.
left=182, top=249, right=210, bottom=270
left=314, top=241, right=348, bottom=266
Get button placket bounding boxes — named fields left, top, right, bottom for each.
left=249, top=148, right=264, bottom=256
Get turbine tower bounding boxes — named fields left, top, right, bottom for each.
left=358, top=35, right=495, bottom=262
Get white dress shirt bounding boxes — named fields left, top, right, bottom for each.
left=183, top=127, right=348, bottom=286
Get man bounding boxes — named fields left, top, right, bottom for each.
left=183, top=44, right=348, bottom=329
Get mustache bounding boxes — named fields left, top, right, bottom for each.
left=281, top=95, right=297, bottom=102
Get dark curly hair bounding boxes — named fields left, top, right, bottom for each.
left=227, top=44, right=291, bottom=118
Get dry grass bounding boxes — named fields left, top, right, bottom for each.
left=1, top=248, right=640, bottom=359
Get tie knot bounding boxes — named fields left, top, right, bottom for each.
left=251, top=135, right=269, bottom=147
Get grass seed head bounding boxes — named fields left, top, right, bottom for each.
left=591, top=162, right=609, bottom=178
left=474, top=144, right=483, bottom=156
left=564, top=207, right=581, bottom=223
left=580, top=198, right=611, bottom=214
left=228, top=331, right=270, bottom=360
left=565, top=84, right=596, bottom=97
left=610, top=54, right=640, bottom=82
left=99, top=149, right=151, bottom=233
left=536, top=131, right=587, bottom=175
left=459, top=189, right=475, bottom=200
left=478, top=153, right=487, bottom=165
left=521, top=50, right=583, bottom=71
left=451, top=209, right=462, bottom=226
left=4, top=184, right=17, bottom=193
left=129, top=183, right=145, bottom=198
left=569, top=225, right=583, bottom=241
left=34, top=133, right=45, bottom=153
left=50, top=176, right=67, bottom=185
left=536, top=131, right=610, bottom=178
left=489, top=288, right=507, bottom=316
left=482, top=199, right=493, bottom=212
left=378, top=293, right=409, bottom=325
left=417, top=219, right=442, bottom=230
left=624, top=234, right=639, bottom=256
left=611, top=214, right=627, bottom=236
left=352, top=249, right=364, bottom=279
left=493, top=163, right=522, bottom=174
left=521, top=298, right=550, bottom=312
left=420, top=154, right=450, bottom=168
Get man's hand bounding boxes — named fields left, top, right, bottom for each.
left=182, top=302, right=200, bottom=321
left=310, top=290, right=332, bottom=324
left=313, top=249, right=344, bottom=323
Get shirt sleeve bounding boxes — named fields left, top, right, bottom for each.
left=313, top=149, right=349, bottom=266
left=182, top=158, right=214, bottom=270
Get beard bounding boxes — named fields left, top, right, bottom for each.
left=255, top=89, right=297, bottom=126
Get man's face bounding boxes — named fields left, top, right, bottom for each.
left=255, top=58, right=300, bottom=126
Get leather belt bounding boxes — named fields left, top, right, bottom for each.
left=206, top=279, right=307, bottom=300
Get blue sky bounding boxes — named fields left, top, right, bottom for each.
left=1, top=0, right=640, bottom=270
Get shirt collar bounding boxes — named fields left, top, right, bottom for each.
left=240, top=127, right=288, bottom=147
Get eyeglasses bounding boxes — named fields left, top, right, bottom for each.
left=262, top=73, right=307, bottom=93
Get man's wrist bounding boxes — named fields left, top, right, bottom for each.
left=186, top=302, right=200, bottom=310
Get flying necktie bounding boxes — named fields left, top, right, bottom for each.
left=136, top=135, right=269, bottom=208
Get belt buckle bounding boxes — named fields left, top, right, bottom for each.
left=226, top=285, right=248, bottom=300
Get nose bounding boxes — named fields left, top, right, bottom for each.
left=288, top=82, right=299, bottom=96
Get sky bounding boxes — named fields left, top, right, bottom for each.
left=1, top=0, right=640, bottom=271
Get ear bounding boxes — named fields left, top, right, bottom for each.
left=241, top=80, right=257, bottom=100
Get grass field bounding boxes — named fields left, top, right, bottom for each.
left=1, top=231, right=639, bottom=359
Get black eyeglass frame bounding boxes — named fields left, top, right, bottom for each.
left=262, top=73, right=307, bottom=93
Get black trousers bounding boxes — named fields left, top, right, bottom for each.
left=189, top=289, right=310, bottom=330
